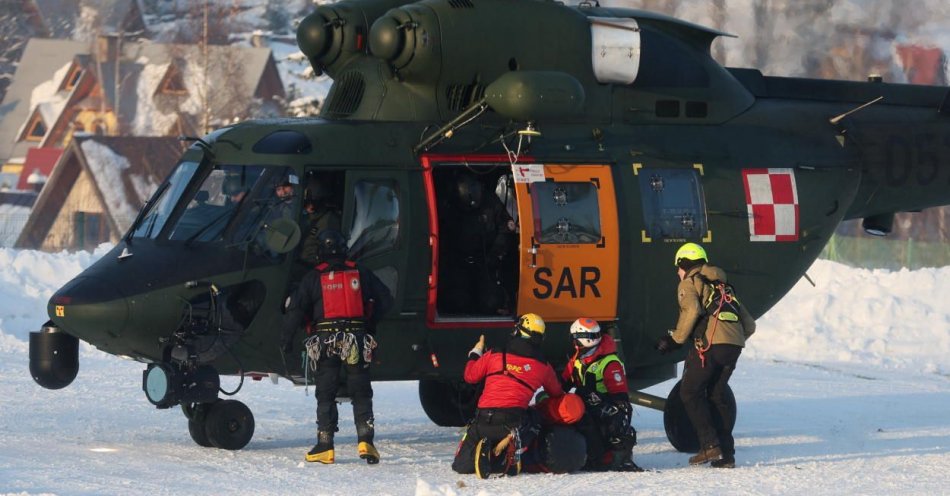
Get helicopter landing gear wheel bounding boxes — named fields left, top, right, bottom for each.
left=663, top=380, right=736, bottom=453
left=182, top=401, right=219, bottom=448
left=204, top=399, right=255, bottom=450
left=418, top=379, right=477, bottom=427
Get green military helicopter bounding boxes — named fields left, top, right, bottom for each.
left=29, top=0, right=950, bottom=452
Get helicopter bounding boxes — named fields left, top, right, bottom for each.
left=29, top=0, right=950, bottom=453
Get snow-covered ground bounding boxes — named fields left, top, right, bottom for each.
left=0, top=247, right=948, bottom=495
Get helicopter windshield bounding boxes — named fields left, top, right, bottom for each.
left=130, top=161, right=199, bottom=239
left=168, top=165, right=270, bottom=243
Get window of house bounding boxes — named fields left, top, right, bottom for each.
left=63, top=65, right=83, bottom=91
left=530, top=181, right=602, bottom=244
left=25, top=115, right=47, bottom=141
left=159, top=65, right=188, bottom=95
left=348, top=180, right=400, bottom=259
left=73, top=211, right=103, bottom=250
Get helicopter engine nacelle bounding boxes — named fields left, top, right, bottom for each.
left=29, top=324, right=79, bottom=390
left=368, top=4, right=441, bottom=81
left=297, top=0, right=411, bottom=77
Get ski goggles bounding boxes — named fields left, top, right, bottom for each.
left=571, top=332, right=601, bottom=340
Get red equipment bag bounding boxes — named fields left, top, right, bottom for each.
left=319, top=262, right=365, bottom=319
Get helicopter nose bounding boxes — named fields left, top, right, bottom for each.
left=48, top=276, right=129, bottom=342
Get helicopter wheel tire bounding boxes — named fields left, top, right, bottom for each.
left=663, top=380, right=736, bottom=453
left=204, top=399, right=255, bottom=450
left=418, top=379, right=477, bottom=427
left=183, top=401, right=219, bottom=448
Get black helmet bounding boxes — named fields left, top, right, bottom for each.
left=316, top=229, right=348, bottom=259
left=455, top=173, right=483, bottom=211
left=222, top=173, right=244, bottom=196
left=305, top=176, right=330, bottom=203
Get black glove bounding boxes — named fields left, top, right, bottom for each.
left=655, top=335, right=681, bottom=355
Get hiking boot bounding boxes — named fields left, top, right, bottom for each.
left=306, top=431, right=335, bottom=464
left=711, top=456, right=735, bottom=469
left=474, top=438, right=492, bottom=479
left=688, top=445, right=722, bottom=465
left=358, top=441, right=380, bottom=464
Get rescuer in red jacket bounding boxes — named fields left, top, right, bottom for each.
left=451, top=313, right=564, bottom=478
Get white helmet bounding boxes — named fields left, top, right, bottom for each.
left=570, top=317, right=602, bottom=349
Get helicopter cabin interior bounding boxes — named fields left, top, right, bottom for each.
left=424, top=156, right=623, bottom=327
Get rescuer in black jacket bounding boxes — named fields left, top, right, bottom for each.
left=281, top=229, right=393, bottom=465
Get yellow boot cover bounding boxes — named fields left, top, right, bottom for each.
left=358, top=441, right=380, bottom=464
left=306, top=447, right=335, bottom=464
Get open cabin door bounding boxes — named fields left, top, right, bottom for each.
left=514, top=164, right=619, bottom=322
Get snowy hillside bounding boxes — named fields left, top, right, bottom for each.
left=0, top=247, right=947, bottom=495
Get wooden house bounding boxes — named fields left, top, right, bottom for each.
left=15, top=135, right=182, bottom=251
left=0, top=36, right=284, bottom=180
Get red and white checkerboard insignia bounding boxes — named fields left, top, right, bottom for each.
left=743, top=168, right=799, bottom=242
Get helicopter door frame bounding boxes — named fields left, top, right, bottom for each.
left=513, top=164, right=619, bottom=322
left=421, top=154, right=528, bottom=329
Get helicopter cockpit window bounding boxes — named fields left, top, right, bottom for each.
left=348, top=180, right=399, bottom=259
left=168, top=165, right=268, bottom=242
left=638, top=167, right=707, bottom=240
left=131, top=160, right=198, bottom=239
left=531, top=181, right=602, bottom=244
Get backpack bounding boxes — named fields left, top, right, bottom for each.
left=690, top=273, right=742, bottom=347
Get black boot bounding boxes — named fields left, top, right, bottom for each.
left=711, top=455, right=735, bottom=468
left=356, top=418, right=379, bottom=464
left=688, top=444, right=722, bottom=465
left=609, top=449, right=645, bottom=472
left=306, top=430, right=335, bottom=464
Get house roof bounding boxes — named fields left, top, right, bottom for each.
left=1, top=38, right=278, bottom=164
left=896, top=45, right=947, bottom=85
left=32, top=0, right=146, bottom=39
left=15, top=135, right=183, bottom=248
left=0, top=38, right=87, bottom=163
left=17, top=146, right=63, bottom=190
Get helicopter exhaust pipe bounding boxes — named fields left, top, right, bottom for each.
left=29, top=323, right=79, bottom=390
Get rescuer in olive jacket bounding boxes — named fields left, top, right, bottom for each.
left=671, top=263, right=756, bottom=349
left=656, top=243, right=755, bottom=469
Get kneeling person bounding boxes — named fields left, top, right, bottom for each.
left=563, top=318, right=643, bottom=472
left=452, top=313, right=564, bottom=478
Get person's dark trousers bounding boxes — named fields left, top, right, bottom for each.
left=314, top=354, right=375, bottom=438
left=575, top=412, right=608, bottom=468
left=680, top=344, right=742, bottom=455
left=452, top=408, right=524, bottom=474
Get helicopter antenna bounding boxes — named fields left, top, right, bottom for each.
left=414, top=98, right=489, bottom=154
left=828, top=96, right=883, bottom=126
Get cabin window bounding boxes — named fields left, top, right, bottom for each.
left=530, top=181, right=602, bottom=244
left=348, top=179, right=399, bottom=259
left=131, top=160, right=199, bottom=239
left=638, top=167, right=707, bottom=241
left=168, top=165, right=272, bottom=243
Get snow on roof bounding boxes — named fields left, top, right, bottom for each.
left=80, top=139, right=139, bottom=231
left=131, top=60, right=177, bottom=135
